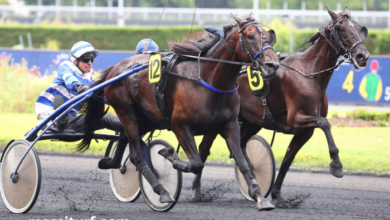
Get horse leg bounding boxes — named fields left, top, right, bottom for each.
left=191, top=133, right=218, bottom=202
left=220, top=120, right=274, bottom=211
left=318, top=118, right=343, bottom=177
left=271, top=130, right=313, bottom=208
left=239, top=120, right=262, bottom=178
left=116, top=108, right=174, bottom=203
left=98, top=131, right=127, bottom=169
left=294, top=115, right=343, bottom=177
left=158, top=124, right=204, bottom=174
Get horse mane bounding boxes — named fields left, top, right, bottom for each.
left=168, top=18, right=254, bottom=56
left=92, top=65, right=114, bottom=87
left=168, top=32, right=220, bottom=56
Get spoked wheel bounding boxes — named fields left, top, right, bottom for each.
left=139, top=139, right=182, bottom=212
left=234, top=135, right=276, bottom=200
left=109, top=143, right=141, bottom=202
left=0, top=139, right=41, bottom=213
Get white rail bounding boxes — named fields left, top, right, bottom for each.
left=1, top=4, right=389, bottom=27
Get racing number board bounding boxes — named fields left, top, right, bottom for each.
left=247, top=66, right=264, bottom=91
left=148, top=53, right=162, bottom=84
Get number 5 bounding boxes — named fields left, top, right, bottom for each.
left=385, top=87, right=390, bottom=101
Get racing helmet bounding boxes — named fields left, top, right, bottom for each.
left=70, top=41, right=99, bottom=62
left=135, top=39, right=159, bottom=54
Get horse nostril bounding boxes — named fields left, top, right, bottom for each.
left=265, top=63, right=279, bottom=72
left=356, top=53, right=365, bottom=61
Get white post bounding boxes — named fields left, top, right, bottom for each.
left=73, top=0, right=77, bottom=19
left=56, top=0, right=60, bottom=19
left=19, top=35, right=24, bottom=49
left=27, top=32, right=33, bottom=49
left=117, top=0, right=125, bottom=27
left=363, top=0, right=367, bottom=23
left=337, top=2, right=341, bottom=12
left=143, top=9, right=148, bottom=21
left=289, top=16, right=293, bottom=52
left=253, top=0, right=259, bottom=20
left=266, top=1, right=271, bottom=21
left=37, top=0, right=42, bottom=23
left=108, top=0, right=112, bottom=20
left=319, top=1, right=323, bottom=22
left=1, top=11, right=6, bottom=25
left=91, top=0, right=95, bottom=19
left=301, top=1, right=306, bottom=23
left=388, top=0, right=390, bottom=28
left=283, top=1, right=288, bottom=10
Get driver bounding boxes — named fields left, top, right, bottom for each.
left=135, top=38, right=159, bottom=54
left=34, top=41, right=126, bottom=169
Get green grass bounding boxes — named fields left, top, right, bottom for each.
left=1, top=113, right=389, bottom=175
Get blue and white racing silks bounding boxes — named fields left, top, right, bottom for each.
left=35, top=60, right=93, bottom=118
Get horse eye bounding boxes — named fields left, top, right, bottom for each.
left=336, top=26, right=344, bottom=31
left=248, top=35, right=254, bottom=39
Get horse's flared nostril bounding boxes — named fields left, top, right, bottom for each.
left=265, top=62, right=279, bottom=73
left=356, top=53, right=365, bottom=61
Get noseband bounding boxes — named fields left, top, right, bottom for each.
left=320, top=15, right=366, bottom=68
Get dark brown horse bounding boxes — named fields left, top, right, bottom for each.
left=196, top=7, right=370, bottom=208
left=78, top=13, right=280, bottom=210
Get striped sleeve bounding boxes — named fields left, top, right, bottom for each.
left=57, top=64, right=80, bottom=93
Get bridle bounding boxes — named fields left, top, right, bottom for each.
left=320, top=15, right=367, bottom=69
left=281, top=15, right=368, bottom=77
left=222, top=21, right=275, bottom=69
left=238, top=21, right=274, bottom=69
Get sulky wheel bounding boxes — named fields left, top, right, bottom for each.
left=234, top=135, right=276, bottom=200
left=0, top=139, right=41, bottom=213
left=109, top=143, right=141, bottom=202
left=139, top=139, right=182, bottom=212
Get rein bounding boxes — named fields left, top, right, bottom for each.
left=281, top=15, right=365, bottom=77
left=168, top=21, right=274, bottom=94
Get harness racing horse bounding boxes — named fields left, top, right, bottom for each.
left=77, top=13, right=280, bottom=211
left=197, top=7, right=370, bottom=208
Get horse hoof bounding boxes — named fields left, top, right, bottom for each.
left=98, top=157, right=121, bottom=170
left=272, top=198, right=291, bottom=209
left=159, top=193, right=175, bottom=203
left=191, top=188, right=202, bottom=202
left=158, top=147, right=176, bottom=162
left=257, top=199, right=275, bottom=211
left=330, top=163, right=344, bottom=178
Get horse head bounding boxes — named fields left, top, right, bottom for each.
left=231, top=13, right=279, bottom=78
left=326, top=6, right=370, bottom=69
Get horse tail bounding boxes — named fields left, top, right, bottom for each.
left=76, top=65, right=115, bottom=152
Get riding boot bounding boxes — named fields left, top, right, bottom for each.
left=51, top=95, right=68, bottom=132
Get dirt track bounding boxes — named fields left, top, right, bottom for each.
left=1, top=153, right=390, bottom=220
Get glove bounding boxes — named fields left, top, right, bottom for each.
left=77, top=84, right=90, bottom=94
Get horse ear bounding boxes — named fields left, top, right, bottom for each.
left=360, top=26, right=368, bottom=40
left=342, top=6, right=352, bottom=17
left=249, top=12, right=258, bottom=22
left=232, top=13, right=244, bottom=25
left=326, top=6, right=338, bottom=21
left=268, top=29, right=277, bottom=46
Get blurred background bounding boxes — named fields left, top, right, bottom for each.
left=0, top=0, right=389, bottom=174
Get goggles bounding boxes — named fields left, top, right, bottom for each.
left=79, top=56, right=94, bottom=63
